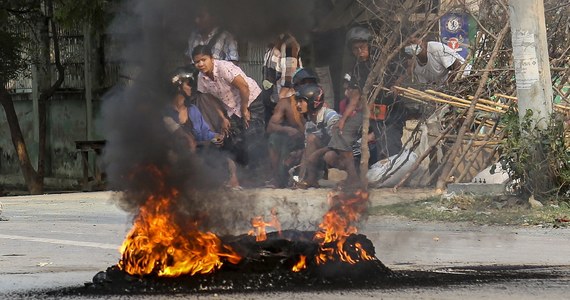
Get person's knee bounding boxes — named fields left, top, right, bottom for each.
left=330, top=150, right=352, bottom=170
left=324, top=150, right=338, bottom=166
left=306, top=134, right=318, bottom=145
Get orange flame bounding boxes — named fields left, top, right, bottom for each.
left=247, top=208, right=281, bottom=242
left=292, top=255, right=307, bottom=272
left=118, top=190, right=241, bottom=277
left=313, top=190, right=374, bottom=265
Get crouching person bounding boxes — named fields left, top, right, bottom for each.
left=323, top=83, right=364, bottom=190
left=193, top=45, right=266, bottom=174
left=265, top=94, right=305, bottom=188
left=294, top=84, right=340, bottom=188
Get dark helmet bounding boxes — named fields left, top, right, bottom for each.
left=295, top=83, right=324, bottom=112
left=171, top=66, right=196, bottom=87
left=292, top=68, right=318, bottom=88
left=346, top=26, right=371, bottom=45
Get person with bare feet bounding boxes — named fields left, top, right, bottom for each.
left=265, top=87, right=305, bottom=187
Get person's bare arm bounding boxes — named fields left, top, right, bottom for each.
left=307, top=147, right=330, bottom=163
left=446, top=58, right=463, bottom=83
left=278, top=87, right=295, bottom=99
left=231, top=75, right=251, bottom=127
left=218, top=109, right=230, bottom=136
left=267, top=99, right=301, bottom=136
left=284, top=98, right=305, bottom=131
left=448, top=58, right=463, bottom=72
left=338, top=88, right=360, bottom=132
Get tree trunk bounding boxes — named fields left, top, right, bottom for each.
left=0, top=0, right=66, bottom=195
left=33, top=0, right=66, bottom=191
left=0, top=85, right=43, bottom=194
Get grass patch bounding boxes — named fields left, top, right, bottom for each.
left=370, top=194, right=570, bottom=227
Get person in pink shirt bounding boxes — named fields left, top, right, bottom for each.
left=192, top=44, right=266, bottom=173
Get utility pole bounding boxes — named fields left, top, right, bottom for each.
left=508, top=0, right=553, bottom=129
left=508, top=0, right=554, bottom=200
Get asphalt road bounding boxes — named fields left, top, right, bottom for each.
left=1, top=190, right=569, bottom=299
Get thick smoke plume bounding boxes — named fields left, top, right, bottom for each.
left=100, top=0, right=317, bottom=235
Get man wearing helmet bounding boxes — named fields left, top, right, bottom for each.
left=294, top=84, right=340, bottom=188
left=307, top=26, right=387, bottom=189
left=345, top=26, right=407, bottom=162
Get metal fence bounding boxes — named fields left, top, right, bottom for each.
left=6, top=29, right=268, bottom=94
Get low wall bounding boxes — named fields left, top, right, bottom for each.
left=0, top=92, right=103, bottom=188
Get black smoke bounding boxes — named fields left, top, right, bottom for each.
left=100, top=0, right=319, bottom=234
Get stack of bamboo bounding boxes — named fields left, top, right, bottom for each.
left=494, top=93, right=570, bottom=114
left=386, top=87, right=570, bottom=189
left=393, top=86, right=512, bottom=114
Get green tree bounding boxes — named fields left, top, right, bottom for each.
left=0, top=2, right=43, bottom=194
left=0, top=0, right=112, bottom=194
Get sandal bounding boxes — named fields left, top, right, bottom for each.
left=224, top=182, right=244, bottom=191
left=264, top=179, right=277, bottom=189
left=226, top=185, right=243, bottom=191
left=295, top=180, right=320, bottom=190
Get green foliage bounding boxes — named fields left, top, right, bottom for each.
left=0, top=0, right=116, bottom=82
left=54, top=0, right=114, bottom=30
left=498, top=109, right=570, bottom=202
left=0, top=11, right=25, bottom=82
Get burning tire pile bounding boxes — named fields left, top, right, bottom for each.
left=84, top=230, right=392, bottom=294
left=76, top=190, right=398, bottom=294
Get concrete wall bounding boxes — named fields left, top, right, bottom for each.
left=0, top=92, right=102, bottom=181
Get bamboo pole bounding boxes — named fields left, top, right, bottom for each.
left=400, top=92, right=498, bottom=113
left=424, top=143, right=454, bottom=186
left=443, top=116, right=487, bottom=182
left=456, top=129, right=504, bottom=183
left=426, top=89, right=509, bottom=110
left=395, top=86, right=505, bottom=113
left=496, top=93, right=570, bottom=112
left=464, top=95, right=511, bottom=110
left=494, top=93, right=517, bottom=100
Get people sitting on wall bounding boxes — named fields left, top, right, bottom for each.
left=163, top=67, right=240, bottom=189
